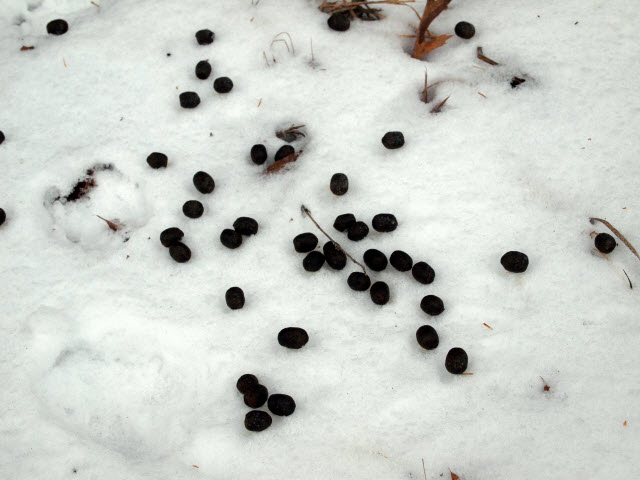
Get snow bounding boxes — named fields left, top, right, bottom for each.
left=1, top=0, right=639, bottom=479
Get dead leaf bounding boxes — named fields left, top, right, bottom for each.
left=449, top=468, right=459, bottom=480
left=96, top=215, right=120, bottom=231
left=265, top=151, right=301, bottom=174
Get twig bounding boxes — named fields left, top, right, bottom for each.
left=590, top=217, right=640, bottom=262
left=477, top=46, right=499, bottom=66
left=310, top=37, right=315, bottom=63
left=477, top=92, right=487, bottom=98
left=430, top=95, right=450, bottom=113
left=412, top=0, right=452, bottom=59
left=272, top=32, right=295, bottom=54
left=422, top=459, right=427, bottom=480
left=623, top=270, right=633, bottom=289
left=263, top=51, right=270, bottom=67
left=423, top=69, right=428, bottom=103
left=301, top=204, right=368, bottom=275
left=90, top=1, right=100, bottom=7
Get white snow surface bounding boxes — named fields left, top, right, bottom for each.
left=1, top=0, right=639, bottom=479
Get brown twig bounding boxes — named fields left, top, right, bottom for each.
left=590, top=217, right=640, bottom=262
left=623, top=270, right=633, bottom=289
left=430, top=95, right=450, bottom=113
left=412, top=0, right=452, bottom=59
left=20, top=45, right=35, bottom=51
left=422, top=459, right=427, bottom=480
left=477, top=46, right=499, bottom=66
left=301, top=204, right=368, bottom=275
left=423, top=70, right=428, bottom=103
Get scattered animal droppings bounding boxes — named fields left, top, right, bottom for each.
left=500, top=251, right=529, bottom=273
left=416, top=325, right=439, bottom=350
left=594, top=233, right=616, bottom=253
left=225, top=286, right=245, bottom=310
left=275, top=145, right=295, bottom=162
left=244, top=410, right=272, bottom=432
left=193, top=171, right=215, bottom=194
left=347, top=221, right=369, bottom=241
left=389, top=250, right=413, bottom=271
left=160, top=227, right=184, bottom=247
left=278, top=327, right=309, bottom=349
left=445, top=347, right=468, bottom=374
left=363, top=249, right=388, bottom=271
left=303, top=251, right=325, bottom=271
left=333, top=213, right=356, bottom=232
left=179, top=92, right=200, bottom=108
left=233, top=217, right=259, bottom=236
left=330, top=173, right=349, bottom=196
left=267, top=394, right=296, bottom=416
left=236, top=374, right=259, bottom=394
left=47, top=19, right=68, bottom=35
left=347, top=271, right=371, bottom=291
left=328, top=12, right=350, bottom=31
left=370, top=281, right=390, bottom=305
left=244, top=384, right=269, bottom=408
left=420, top=295, right=445, bottom=316
left=250, top=144, right=268, bottom=165
left=412, top=261, right=435, bottom=284
left=195, top=29, right=215, bottom=45
left=213, top=76, right=234, bottom=93
left=183, top=200, right=204, bottom=218
left=220, top=229, right=243, bottom=249
left=293, top=232, right=318, bottom=253
left=146, top=152, right=168, bottom=169
left=195, top=60, right=212, bottom=79
left=169, top=242, right=191, bottom=263
left=454, top=21, right=475, bottom=39
left=381, top=131, right=404, bottom=149
left=323, top=242, right=347, bottom=270
left=372, top=213, right=398, bottom=232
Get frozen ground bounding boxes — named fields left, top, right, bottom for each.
left=1, top=0, right=639, bottom=479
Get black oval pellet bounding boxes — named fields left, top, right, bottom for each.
left=363, top=249, right=388, bottom=271
left=160, top=227, right=184, bottom=247
left=303, top=251, right=325, bottom=272
left=225, top=287, right=245, bottom=310
left=333, top=213, right=356, bottom=232
left=274, top=145, right=295, bottom=162
left=195, top=29, right=215, bottom=45
left=412, top=262, right=435, bottom=284
left=454, top=21, right=475, bottom=39
left=47, top=19, right=68, bottom=35
left=250, top=144, right=268, bottom=165
left=244, top=384, right=268, bottom=408
left=370, top=281, right=390, bottom=305
left=268, top=394, right=296, bottom=416
left=169, top=242, right=191, bottom=263
left=372, top=213, right=398, bottom=232
left=327, top=12, right=350, bottom=31
left=420, top=295, right=444, bottom=316
left=594, top=233, right=616, bottom=254
left=416, top=325, right=439, bottom=350
left=500, top=251, right=529, bottom=273
left=183, top=200, right=204, bottom=218
left=330, top=173, right=349, bottom=196
left=233, top=217, right=258, bottom=236
left=0, top=208, right=5, bottom=226
left=278, top=327, right=309, bottom=349
left=220, top=229, right=242, bottom=249
left=213, top=77, right=233, bottom=93
left=193, top=171, right=215, bottom=194
left=347, top=221, right=369, bottom=241
left=445, top=347, right=468, bottom=374
left=0, top=131, right=6, bottom=144
left=179, top=91, right=200, bottom=109
left=389, top=250, right=413, bottom=271
left=347, top=272, right=371, bottom=291
left=245, top=410, right=272, bottom=432
left=293, top=232, right=318, bottom=253
left=146, top=152, right=167, bottom=169
left=236, top=374, right=259, bottom=394
left=323, top=242, right=347, bottom=270
left=381, top=131, right=404, bottom=149
left=195, top=60, right=212, bottom=80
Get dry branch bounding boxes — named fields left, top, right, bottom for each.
left=477, top=46, right=499, bottom=66
left=412, top=0, right=452, bottom=59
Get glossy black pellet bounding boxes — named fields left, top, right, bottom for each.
left=195, top=29, right=215, bottom=45
left=244, top=410, right=272, bottom=432
left=420, top=295, right=444, bottom=316
left=244, top=384, right=268, bottom=408
left=146, top=152, right=167, bottom=169
left=303, top=251, right=325, bottom=272
left=293, top=232, right=318, bottom=253
left=594, top=233, right=616, bottom=253
left=363, top=249, right=387, bottom=271
left=183, top=200, right=204, bottom=218
left=213, top=77, right=233, bottom=93
left=323, top=242, right=347, bottom=270
left=370, top=281, right=390, bottom=305
left=333, top=213, right=356, bottom=232
left=220, top=229, right=243, bottom=249
left=412, top=262, right=435, bottom=284
left=160, top=227, right=184, bottom=247
left=236, top=374, right=259, bottom=394
left=250, top=144, right=268, bottom=165
left=328, top=12, right=350, bottom=31
left=193, top=171, right=215, bottom=194
left=372, top=213, right=397, bottom=232
left=278, top=327, right=309, bottom=349
left=330, top=173, right=349, bottom=196
left=267, top=394, right=296, bottom=416
left=347, top=221, right=369, bottom=241
left=233, top=217, right=258, bottom=236
left=445, top=348, right=468, bottom=374
left=454, top=21, right=475, bottom=39
left=347, top=272, right=371, bottom=291
left=416, top=325, right=439, bottom=350
left=47, top=19, right=68, bottom=35
left=179, top=92, right=200, bottom=108
left=389, top=250, right=413, bottom=271
left=195, top=60, right=212, bottom=80
left=225, top=287, right=245, bottom=310
left=381, top=131, right=404, bottom=149
left=500, top=251, right=529, bottom=273
left=169, top=242, right=191, bottom=263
